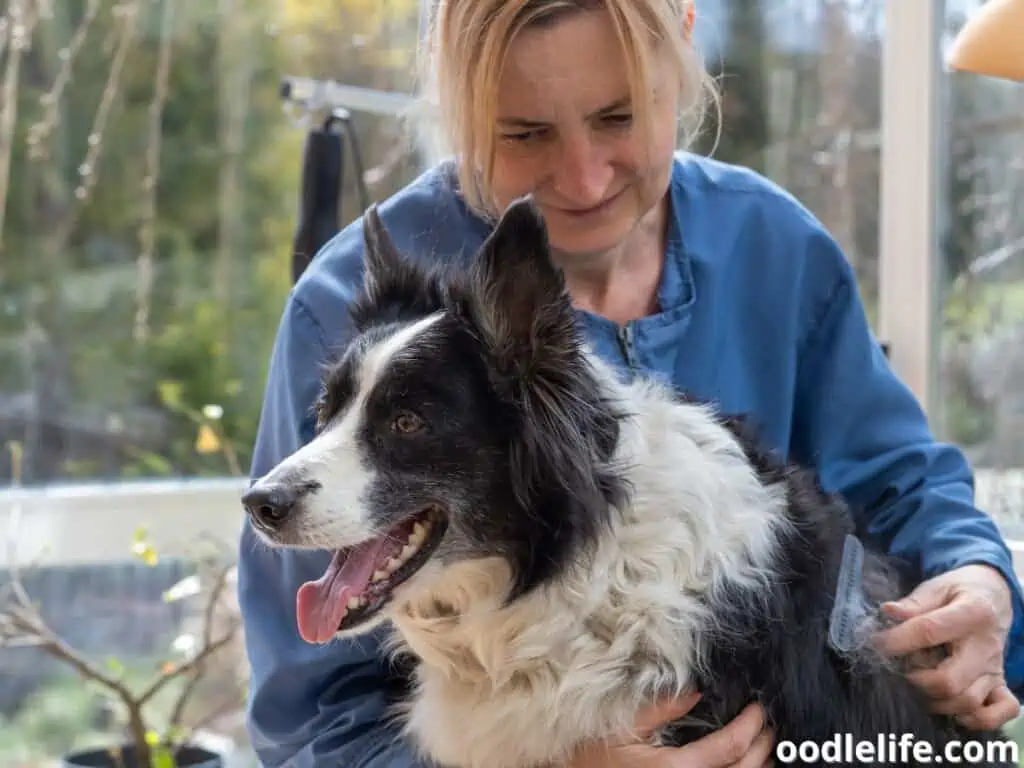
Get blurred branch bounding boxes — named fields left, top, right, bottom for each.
left=1, top=440, right=243, bottom=765
left=0, top=16, right=10, bottom=64
left=214, top=0, right=256, bottom=312
left=67, top=0, right=139, bottom=217
left=25, top=0, right=101, bottom=159
left=817, top=0, right=859, bottom=269
left=0, top=0, right=44, bottom=266
left=164, top=561, right=237, bottom=735
left=134, top=0, right=176, bottom=345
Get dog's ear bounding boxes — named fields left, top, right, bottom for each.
left=351, top=204, right=446, bottom=328
left=466, top=197, right=578, bottom=372
left=362, top=203, right=404, bottom=299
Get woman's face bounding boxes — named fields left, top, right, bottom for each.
left=489, top=9, right=682, bottom=257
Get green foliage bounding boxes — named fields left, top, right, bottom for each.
left=0, top=0, right=302, bottom=483
left=943, top=280, right=1024, bottom=339
left=120, top=292, right=275, bottom=479
left=0, top=0, right=428, bottom=485
left=0, top=663, right=192, bottom=767
left=937, top=279, right=1024, bottom=449
left=0, top=678, right=116, bottom=764
left=0, top=0, right=426, bottom=763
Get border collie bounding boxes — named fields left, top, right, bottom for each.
left=243, top=198, right=1014, bottom=768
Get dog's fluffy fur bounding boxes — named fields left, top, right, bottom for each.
left=244, top=198, right=1015, bottom=767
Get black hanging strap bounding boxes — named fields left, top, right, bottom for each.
left=291, top=109, right=371, bottom=285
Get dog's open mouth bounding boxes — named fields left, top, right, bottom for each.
left=295, top=506, right=447, bottom=643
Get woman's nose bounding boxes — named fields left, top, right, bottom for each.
left=552, top=133, right=614, bottom=206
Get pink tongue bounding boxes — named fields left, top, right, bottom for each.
left=296, top=533, right=407, bottom=644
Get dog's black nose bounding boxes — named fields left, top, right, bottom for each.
left=242, top=483, right=300, bottom=528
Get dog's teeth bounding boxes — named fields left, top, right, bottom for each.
left=347, top=596, right=362, bottom=609
left=411, top=522, right=426, bottom=543
left=381, top=533, right=428, bottom=576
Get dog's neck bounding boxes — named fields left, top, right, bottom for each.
left=387, top=557, right=526, bottom=683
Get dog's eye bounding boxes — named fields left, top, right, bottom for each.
left=391, top=411, right=425, bottom=435
left=314, top=396, right=329, bottom=433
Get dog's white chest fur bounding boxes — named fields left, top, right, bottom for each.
left=391, top=557, right=706, bottom=768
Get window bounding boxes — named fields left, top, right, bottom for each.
left=0, top=0, right=425, bottom=763
left=936, top=0, right=1024, bottom=538
left=692, top=0, right=882, bottom=328
left=0, top=0, right=425, bottom=487
left=1, top=0, right=1021, bottom=763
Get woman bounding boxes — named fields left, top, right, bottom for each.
left=237, top=1, right=1024, bottom=766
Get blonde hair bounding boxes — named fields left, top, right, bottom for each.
left=415, top=0, right=720, bottom=217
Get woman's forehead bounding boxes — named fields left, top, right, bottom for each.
left=495, top=12, right=640, bottom=121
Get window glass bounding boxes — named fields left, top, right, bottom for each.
left=692, top=0, right=882, bottom=328
left=935, top=3, right=1024, bottom=538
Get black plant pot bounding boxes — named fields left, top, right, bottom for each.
left=62, top=743, right=223, bottom=768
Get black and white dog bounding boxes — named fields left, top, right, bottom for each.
left=243, top=198, right=1014, bottom=767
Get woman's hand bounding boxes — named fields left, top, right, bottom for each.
left=565, top=693, right=774, bottom=767
left=874, top=564, right=1021, bottom=730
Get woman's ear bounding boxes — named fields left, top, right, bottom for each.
left=683, top=1, right=696, bottom=42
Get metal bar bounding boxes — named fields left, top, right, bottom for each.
left=280, top=75, right=417, bottom=118
left=877, top=0, right=941, bottom=415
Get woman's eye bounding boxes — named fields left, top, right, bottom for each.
left=501, top=128, right=547, bottom=143
left=391, top=411, right=425, bottom=435
left=602, top=113, right=633, bottom=128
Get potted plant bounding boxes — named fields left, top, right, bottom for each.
left=0, top=531, right=243, bottom=768
left=1, top=437, right=246, bottom=767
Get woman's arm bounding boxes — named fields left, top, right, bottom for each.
left=790, top=228, right=1024, bottom=722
